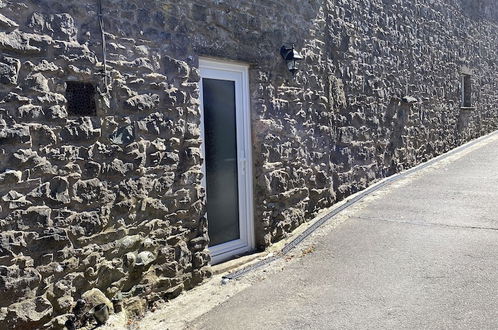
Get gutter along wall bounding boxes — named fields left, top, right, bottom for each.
left=0, top=0, right=497, bottom=328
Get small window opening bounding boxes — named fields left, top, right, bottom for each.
left=66, top=81, right=97, bottom=116
left=461, top=74, right=472, bottom=107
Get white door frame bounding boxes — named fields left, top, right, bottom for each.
left=199, top=58, right=255, bottom=264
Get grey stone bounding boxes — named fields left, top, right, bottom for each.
left=0, top=0, right=497, bottom=328
left=1, top=190, right=31, bottom=209
left=81, top=288, right=114, bottom=314
left=0, top=170, right=22, bottom=185
left=25, top=73, right=50, bottom=92
left=17, top=206, right=53, bottom=231
left=46, top=176, right=70, bottom=204
left=0, top=125, right=31, bottom=145
left=45, top=105, right=67, bottom=120
left=0, top=13, right=18, bottom=30
left=30, top=60, right=61, bottom=73
left=109, top=124, right=135, bottom=145
left=402, top=96, right=419, bottom=104
left=30, top=124, right=57, bottom=146
left=60, top=118, right=101, bottom=142
left=0, top=56, right=20, bottom=85
left=125, top=94, right=160, bottom=112
left=17, top=104, right=44, bottom=120
left=0, top=265, right=42, bottom=306
left=0, top=30, right=41, bottom=53
left=10, top=149, right=50, bottom=169
left=28, top=13, right=77, bottom=42
left=0, top=296, right=52, bottom=329
left=135, top=251, right=156, bottom=267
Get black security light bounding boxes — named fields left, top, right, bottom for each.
left=280, top=44, right=303, bottom=75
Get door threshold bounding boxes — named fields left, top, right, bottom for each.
left=211, top=250, right=267, bottom=275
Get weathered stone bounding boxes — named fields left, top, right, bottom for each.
left=68, top=211, right=105, bottom=236
left=93, top=303, right=109, bottom=325
left=0, top=56, right=20, bottom=85
left=109, top=124, right=135, bottom=145
left=136, top=112, right=176, bottom=137
left=42, top=313, right=72, bottom=330
left=0, top=296, right=52, bottom=329
left=83, top=161, right=101, bottom=177
left=72, top=178, right=104, bottom=205
left=36, top=92, right=65, bottom=105
left=31, top=230, right=72, bottom=256
left=45, top=105, right=68, bottom=120
left=16, top=206, right=52, bottom=231
left=135, top=251, right=156, bottom=267
left=29, top=176, right=71, bottom=204
left=24, top=72, right=50, bottom=92
left=60, top=118, right=101, bottom=142
left=54, top=296, right=74, bottom=314
left=192, top=250, right=209, bottom=268
left=102, top=158, right=133, bottom=177
left=0, top=170, right=22, bottom=185
left=402, top=96, right=419, bottom=104
left=17, top=104, right=44, bottom=120
left=2, top=92, right=31, bottom=105
left=10, top=149, right=51, bottom=170
left=0, top=30, right=41, bottom=53
left=125, top=94, right=160, bottom=112
left=0, top=265, right=42, bottom=307
left=1, top=190, right=31, bottom=210
left=0, top=125, right=31, bottom=145
left=123, top=252, right=136, bottom=268
left=81, top=288, right=113, bottom=314
left=31, top=124, right=57, bottom=146
left=122, top=296, right=146, bottom=317
left=163, top=56, right=190, bottom=80
left=0, top=0, right=496, bottom=328
left=28, top=12, right=77, bottom=42
left=0, top=13, right=18, bottom=30
left=30, top=60, right=61, bottom=73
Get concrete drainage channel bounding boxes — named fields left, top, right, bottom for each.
left=222, top=130, right=498, bottom=282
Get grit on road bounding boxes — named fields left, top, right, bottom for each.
left=133, top=132, right=498, bottom=330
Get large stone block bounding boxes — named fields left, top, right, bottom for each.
left=28, top=12, right=77, bottom=42
left=0, top=56, right=20, bottom=85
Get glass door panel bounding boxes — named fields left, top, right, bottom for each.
left=202, top=78, right=240, bottom=246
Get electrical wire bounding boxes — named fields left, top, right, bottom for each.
left=97, top=0, right=109, bottom=94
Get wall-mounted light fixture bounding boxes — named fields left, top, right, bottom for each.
left=280, top=44, right=303, bottom=75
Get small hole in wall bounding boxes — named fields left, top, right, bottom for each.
left=66, top=81, right=97, bottom=116
left=461, top=74, right=472, bottom=107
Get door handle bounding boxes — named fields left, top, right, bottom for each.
left=239, top=158, right=247, bottom=173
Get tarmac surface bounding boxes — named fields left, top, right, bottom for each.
left=186, top=132, right=498, bottom=330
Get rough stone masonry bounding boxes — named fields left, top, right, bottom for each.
left=0, top=0, right=497, bottom=328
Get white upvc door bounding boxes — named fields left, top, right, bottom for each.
left=199, top=58, right=255, bottom=264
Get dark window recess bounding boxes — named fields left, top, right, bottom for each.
left=462, top=75, right=472, bottom=107
left=66, top=81, right=97, bottom=116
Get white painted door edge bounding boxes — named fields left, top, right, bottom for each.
left=199, top=58, right=255, bottom=264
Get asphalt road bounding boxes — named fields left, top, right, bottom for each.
left=188, top=133, right=498, bottom=330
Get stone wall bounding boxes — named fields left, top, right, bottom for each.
left=460, top=0, right=498, bottom=22
left=0, top=1, right=209, bottom=328
left=0, top=0, right=497, bottom=328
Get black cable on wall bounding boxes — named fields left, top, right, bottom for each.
left=97, top=0, right=109, bottom=94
